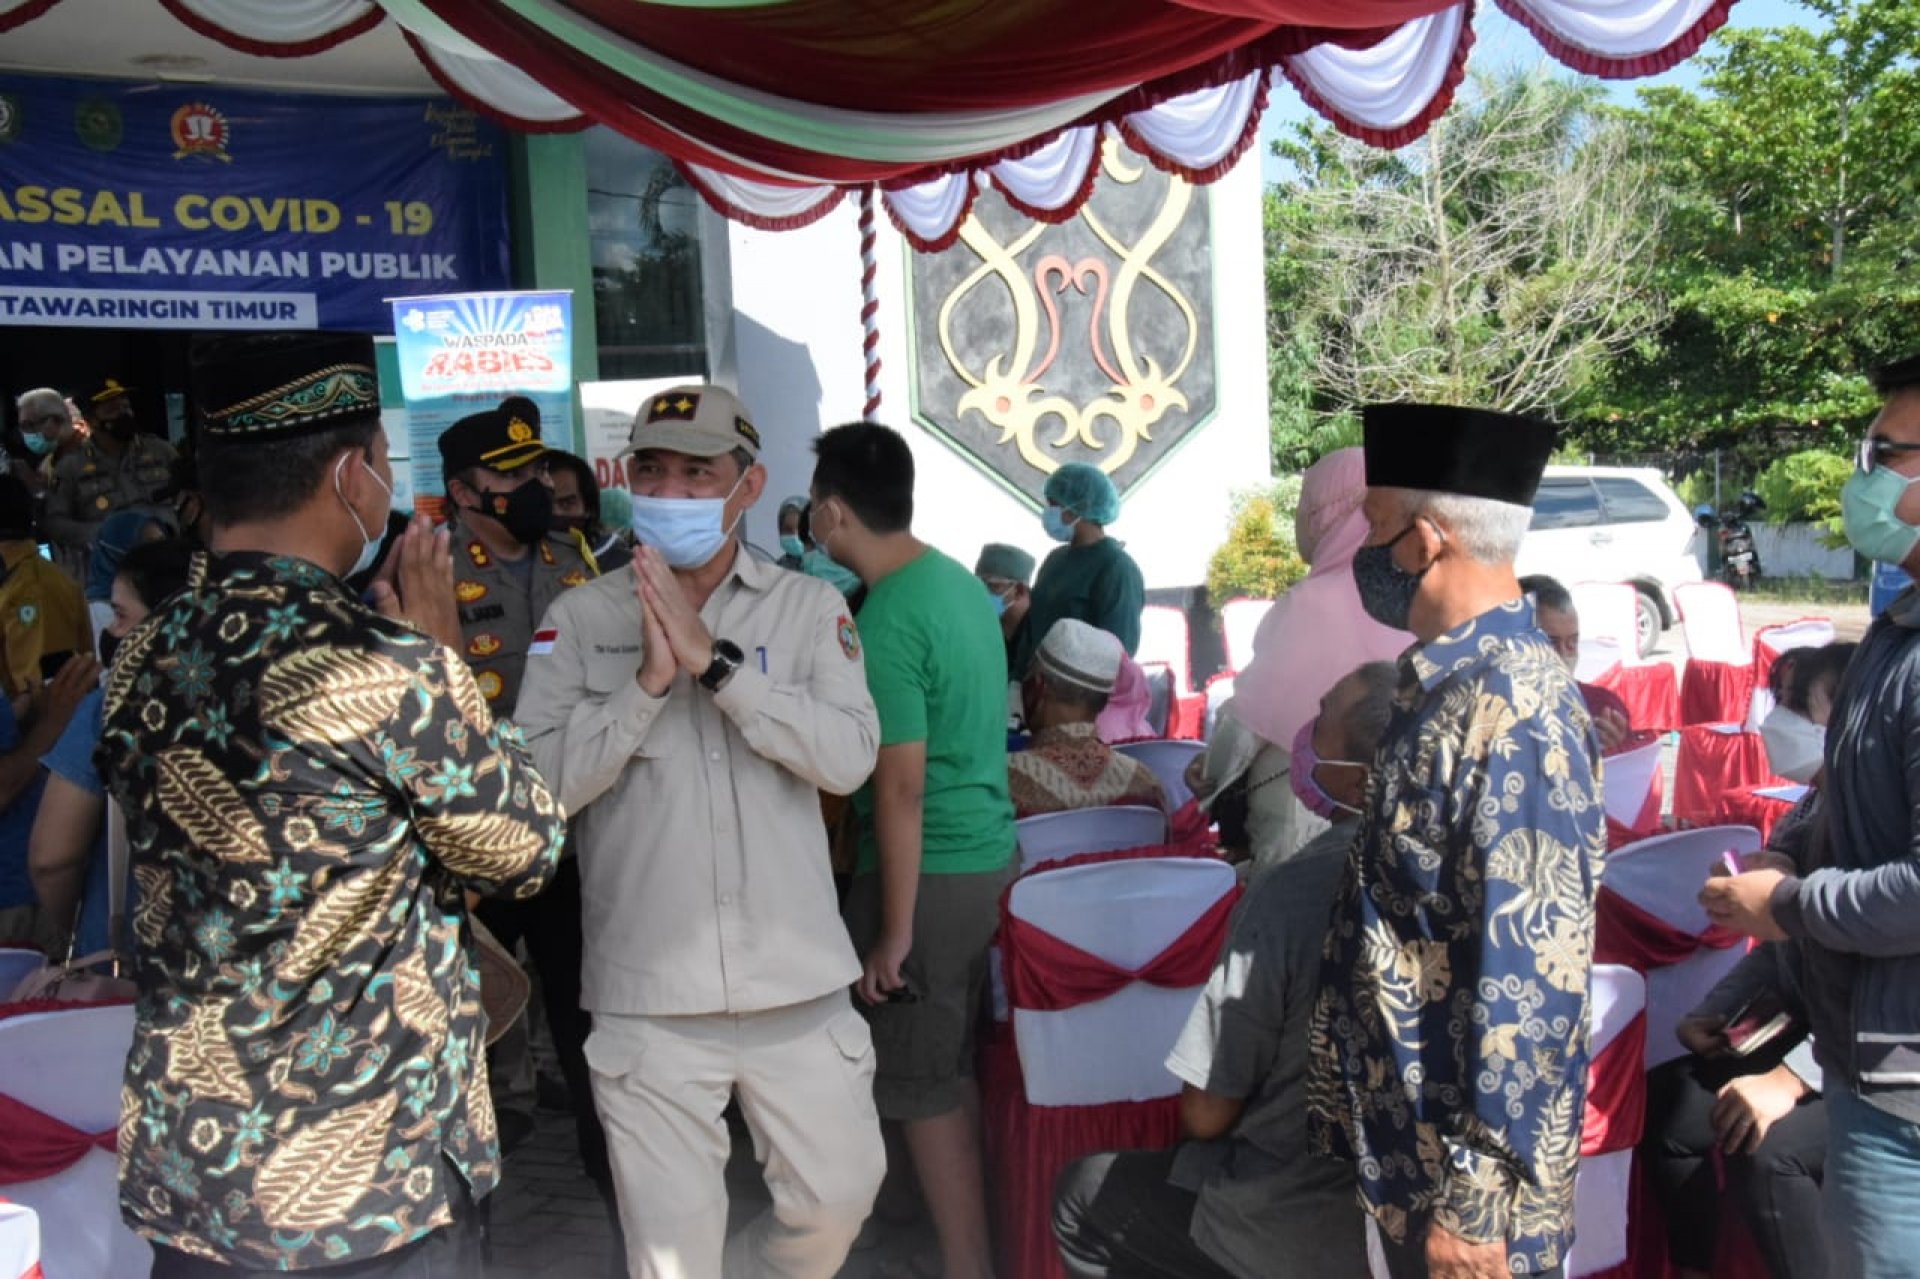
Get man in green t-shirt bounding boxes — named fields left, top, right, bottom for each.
left=809, top=422, right=1015, bottom=1279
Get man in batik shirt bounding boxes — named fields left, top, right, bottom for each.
left=97, top=333, right=566, bottom=1277
left=1308, top=404, right=1605, bottom=1279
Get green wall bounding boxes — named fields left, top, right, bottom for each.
left=508, top=132, right=598, bottom=453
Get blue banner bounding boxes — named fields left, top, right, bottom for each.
left=391, top=290, right=573, bottom=517
left=0, top=75, right=510, bottom=332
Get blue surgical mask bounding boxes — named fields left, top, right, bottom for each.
left=19, top=433, right=52, bottom=457
left=1842, top=464, right=1920, bottom=566
left=780, top=535, right=806, bottom=560
left=990, top=590, right=1010, bottom=618
left=802, top=547, right=862, bottom=597
left=1351, top=523, right=1428, bottom=630
left=1042, top=506, right=1077, bottom=543
left=630, top=473, right=746, bottom=569
left=334, top=453, right=391, bottom=579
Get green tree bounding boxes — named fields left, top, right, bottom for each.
left=1266, top=69, right=1663, bottom=442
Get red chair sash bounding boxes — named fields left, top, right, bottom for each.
left=1581, top=1011, right=1649, bottom=1158
left=1680, top=659, right=1752, bottom=728
left=1001, top=886, right=1240, bottom=1012
left=1671, top=725, right=1780, bottom=829
left=1594, top=663, right=1681, bottom=735
left=0, top=1094, right=113, bottom=1186
left=1595, top=887, right=1745, bottom=969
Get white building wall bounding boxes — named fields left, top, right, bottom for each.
left=719, top=151, right=1271, bottom=590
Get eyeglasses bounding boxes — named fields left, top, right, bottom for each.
left=1857, top=434, right=1920, bottom=473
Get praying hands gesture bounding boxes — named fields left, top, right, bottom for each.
left=370, top=515, right=459, bottom=651
left=632, top=547, right=714, bottom=696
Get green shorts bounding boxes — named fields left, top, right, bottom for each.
left=843, top=864, right=1010, bottom=1122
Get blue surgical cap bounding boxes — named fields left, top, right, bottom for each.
left=1043, top=462, right=1121, bottom=526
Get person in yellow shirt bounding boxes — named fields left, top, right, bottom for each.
left=0, top=474, right=86, bottom=699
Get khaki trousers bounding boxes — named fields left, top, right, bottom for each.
left=585, top=991, right=886, bottom=1279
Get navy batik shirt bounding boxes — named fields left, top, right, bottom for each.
left=1308, top=598, right=1605, bottom=1272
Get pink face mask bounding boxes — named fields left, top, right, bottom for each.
left=1289, top=718, right=1368, bottom=820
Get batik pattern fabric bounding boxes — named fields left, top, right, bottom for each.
left=1307, top=598, right=1605, bottom=1272
left=1008, top=721, right=1167, bottom=819
left=96, top=550, right=565, bottom=1269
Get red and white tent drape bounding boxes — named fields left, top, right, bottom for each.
left=3, top=0, right=1737, bottom=248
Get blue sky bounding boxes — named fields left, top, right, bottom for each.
left=1258, top=0, right=1812, bottom=181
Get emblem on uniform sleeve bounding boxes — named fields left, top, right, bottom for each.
left=468, top=633, right=502, bottom=659
left=561, top=570, right=588, bottom=588
left=455, top=581, right=487, bottom=604
left=529, top=628, right=559, bottom=657
left=837, top=615, right=860, bottom=661
left=467, top=541, right=490, bottom=568
left=477, top=670, right=504, bottom=701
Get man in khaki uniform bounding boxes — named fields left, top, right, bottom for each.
left=438, top=404, right=596, bottom=710
left=514, top=384, right=885, bottom=1279
left=0, top=474, right=87, bottom=698
left=44, top=379, right=175, bottom=565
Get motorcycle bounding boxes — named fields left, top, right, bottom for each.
left=1695, top=491, right=1765, bottom=589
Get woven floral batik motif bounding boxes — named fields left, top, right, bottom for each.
left=1307, top=598, right=1606, bottom=1273
left=98, top=550, right=565, bottom=1268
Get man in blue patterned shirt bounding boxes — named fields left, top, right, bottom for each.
left=1308, top=404, right=1606, bottom=1279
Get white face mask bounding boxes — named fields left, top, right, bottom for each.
left=334, top=453, right=391, bottom=579
left=629, top=471, right=746, bottom=569
left=1760, top=705, right=1825, bottom=785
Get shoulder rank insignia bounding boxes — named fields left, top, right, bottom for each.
left=455, top=580, right=487, bottom=604
left=467, top=541, right=490, bottom=569
left=538, top=541, right=556, bottom=566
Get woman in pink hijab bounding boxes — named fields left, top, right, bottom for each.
left=1197, top=447, right=1410, bottom=870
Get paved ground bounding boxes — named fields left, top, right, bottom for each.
left=483, top=1108, right=938, bottom=1278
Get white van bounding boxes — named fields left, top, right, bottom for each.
left=1516, top=465, right=1703, bottom=657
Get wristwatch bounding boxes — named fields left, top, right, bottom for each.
left=698, top=638, right=745, bottom=692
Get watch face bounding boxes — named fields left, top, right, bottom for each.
left=716, top=640, right=744, bottom=664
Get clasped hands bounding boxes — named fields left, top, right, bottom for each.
left=633, top=546, right=715, bottom=696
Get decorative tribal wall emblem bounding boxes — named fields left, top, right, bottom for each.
left=909, top=138, right=1217, bottom=506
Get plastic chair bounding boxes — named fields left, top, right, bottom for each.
left=1575, top=638, right=1624, bottom=685
left=1138, top=606, right=1193, bottom=700
left=0, top=1201, right=39, bottom=1279
left=1748, top=618, right=1837, bottom=730
left=0, top=1002, right=148, bottom=1278
left=0, top=949, right=43, bottom=999
left=1014, top=806, right=1168, bottom=873
left=1005, top=856, right=1237, bottom=1106
left=1566, top=964, right=1648, bottom=1279
left=1572, top=582, right=1642, bottom=662
left=1601, top=825, right=1762, bottom=1070
left=1217, top=598, right=1273, bottom=675
left=1674, top=582, right=1747, bottom=663
left=1116, top=739, right=1206, bottom=810
left=1601, top=737, right=1664, bottom=835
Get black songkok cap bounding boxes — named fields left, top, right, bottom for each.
left=1361, top=403, right=1558, bottom=507
left=1870, top=353, right=1920, bottom=396
left=191, top=334, right=380, bottom=440
left=438, top=407, right=547, bottom=477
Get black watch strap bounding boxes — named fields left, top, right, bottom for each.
left=698, top=639, right=744, bottom=691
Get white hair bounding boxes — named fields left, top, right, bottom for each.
left=14, top=387, right=66, bottom=421
left=1378, top=486, right=1531, bottom=566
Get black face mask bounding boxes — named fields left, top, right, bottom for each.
left=550, top=513, right=590, bottom=536
left=466, top=481, right=553, bottom=547
left=99, top=414, right=136, bottom=439
left=1351, top=522, right=1430, bottom=631
left=98, top=631, right=120, bottom=668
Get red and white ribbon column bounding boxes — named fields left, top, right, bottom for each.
left=857, top=186, right=882, bottom=419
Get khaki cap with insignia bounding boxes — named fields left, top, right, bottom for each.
left=620, top=384, right=760, bottom=461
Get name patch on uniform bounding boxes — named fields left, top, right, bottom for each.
left=467, top=541, right=491, bottom=569
left=477, top=670, right=504, bottom=701
left=468, top=633, right=502, bottom=658
left=529, top=627, right=559, bottom=657
left=837, top=615, right=860, bottom=661
left=460, top=604, right=505, bottom=625
left=455, top=580, right=488, bottom=604
left=593, top=643, right=641, bottom=655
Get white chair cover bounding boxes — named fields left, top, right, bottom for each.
left=1014, top=806, right=1169, bottom=873
left=1007, top=856, right=1235, bottom=1106
left=1115, top=740, right=1206, bottom=810
left=1217, top=598, right=1273, bottom=675
left=0, top=1201, right=39, bottom=1279
left=1565, top=963, right=1648, bottom=1278
left=0, top=949, right=44, bottom=999
left=1748, top=618, right=1839, bottom=729
left=1572, top=582, right=1643, bottom=664
left=1602, top=825, right=1762, bottom=1069
left=1600, top=737, right=1663, bottom=832
left=1138, top=606, right=1194, bottom=696
left=1203, top=674, right=1235, bottom=741
left=0, top=1003, right=148, bottom=1278
left=1673, top=581, right=1747, bottom=664
left=1574, top=639, right=1624, bottom=685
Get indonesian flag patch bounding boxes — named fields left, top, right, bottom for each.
left=529, top=627, right=559, bottom=656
